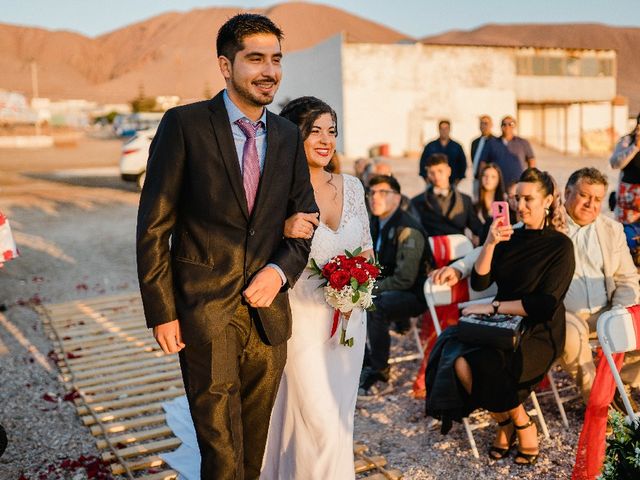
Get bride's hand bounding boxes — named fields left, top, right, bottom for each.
left=284, top=212, right=319, bottom=239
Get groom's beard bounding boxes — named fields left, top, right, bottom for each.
left=232, top=75, right=279, bottom=107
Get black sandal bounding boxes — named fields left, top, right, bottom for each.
left=488, top=418, right=516, bottom=460
left=513, top=416, right=539, bottom=465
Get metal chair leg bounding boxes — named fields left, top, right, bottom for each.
left=529, top=391, right=550, bottom=440
left=462, top=417, right=479, bottom=458
left=547, top=370, right=569, bottom=428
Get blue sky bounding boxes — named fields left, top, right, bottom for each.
left=0, top=0, right=637, bottom=37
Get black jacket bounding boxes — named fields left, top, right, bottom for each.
left=370, top=208, right=431, bottom=298
left=409, top=187, right=483, bottom=237
left=136, top=91, right=318, bottom=346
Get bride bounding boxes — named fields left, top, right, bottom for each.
left=260, top=96, right=373, bottom=479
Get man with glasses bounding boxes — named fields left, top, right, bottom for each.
left=479, top=115, right=535, bottom=187
left=500, top=115, right=535, bottom=171
left=359, top=175, right=429, bottom=396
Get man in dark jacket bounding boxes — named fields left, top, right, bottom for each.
left=359, top=175, right=430, bottom=395
left=419, top=120, right=467, bottom=185
left=410, top=153, right=483, bottom=238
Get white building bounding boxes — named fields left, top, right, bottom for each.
left=276, top=35, right=628, bottom=158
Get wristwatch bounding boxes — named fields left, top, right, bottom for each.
left=492, top=300, right=500, bottom=314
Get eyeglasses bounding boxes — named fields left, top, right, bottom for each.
left=366, top=189, right=398, bottom=198
left=501, top=121, right=516, bottom=127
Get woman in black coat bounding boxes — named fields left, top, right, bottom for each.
left=456, top=168, right=574, bottom=465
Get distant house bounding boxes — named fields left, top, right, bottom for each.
left=275, top=34, right=627, bottom=157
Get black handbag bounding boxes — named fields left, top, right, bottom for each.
left=457, top=313, right=524, bottom=351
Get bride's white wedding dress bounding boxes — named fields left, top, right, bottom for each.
left=261, top=174, right=373, bottom=480
left=159, top=174, right=372, bottom=480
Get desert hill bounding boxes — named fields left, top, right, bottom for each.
left=0, top=2, right=407, bottom=103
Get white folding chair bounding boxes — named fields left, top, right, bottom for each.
left=423, top=278, right=550, bottom=458
left=394, top=235, right=475, bottom=364
left=597, top=306, right=640, bottom=422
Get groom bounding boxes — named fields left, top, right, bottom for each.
left=136, top=13, right=317, bottom=479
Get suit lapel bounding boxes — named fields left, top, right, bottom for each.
left=208, top=93, right=249, bottom=220
left=252, top=111, right=279, bottom=218
left=594, top=216, right=614, bottom=299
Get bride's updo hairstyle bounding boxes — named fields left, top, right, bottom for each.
left=279, top=96, right=338, bottom=141
left=518, top=168, right=566, bottom=232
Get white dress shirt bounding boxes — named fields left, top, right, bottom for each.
left=564, top=215, right=608, bottom=314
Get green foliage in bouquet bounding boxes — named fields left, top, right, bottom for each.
left=599, top=411, right=640, bottom=479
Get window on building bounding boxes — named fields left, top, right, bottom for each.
left=516, top=54, right=613, bottom=77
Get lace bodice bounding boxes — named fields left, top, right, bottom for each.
left=308, top=174, right=373, bottom=267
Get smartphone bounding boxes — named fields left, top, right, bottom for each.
left=491, top=201, right=510, bottom=227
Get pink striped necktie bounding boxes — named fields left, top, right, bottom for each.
left=235, top=118, right=264, bottom=214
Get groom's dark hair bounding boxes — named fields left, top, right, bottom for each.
left=217, top=13, right=284, bottom=63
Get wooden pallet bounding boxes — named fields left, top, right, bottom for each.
left=39, top=293, right=402, bottom=479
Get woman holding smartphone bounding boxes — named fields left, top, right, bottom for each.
left=454, top=168, right=575, bottom=465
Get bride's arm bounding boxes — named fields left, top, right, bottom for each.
left=283, top=212, right=319, bottom=239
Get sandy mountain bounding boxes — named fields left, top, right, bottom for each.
left=0, top=2, right=407, bottom=104
left=423, top=23, right=640, bottom=115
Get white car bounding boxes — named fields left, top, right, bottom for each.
left=119, top=128, right=156, bottom=189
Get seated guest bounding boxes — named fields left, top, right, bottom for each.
left=431, top=167, right=640, bottom=410
left=419, top=120, right=467, bottom=185
left=359, top=175, right=429, bottom=395
left=410, top=153, right=483, bottom=238
left=559, top=168, right=640, bottom=408
left=426, top=168, right=575, bottom=466
left=475, top=163, right=506, bottom=224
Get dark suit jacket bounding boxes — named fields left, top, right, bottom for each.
left=408, top=187, right=483, bottom=237
left=136, top=91, right=318, bottom=346
left=470, top=135, right=497, bottom=178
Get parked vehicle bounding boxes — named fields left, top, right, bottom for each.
left=119, top=128, right=155, bottom=189
left=113, top=112, right=163, bottom=137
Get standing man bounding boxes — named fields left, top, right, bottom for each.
left=479, top=115, right=535, bottom=187
left=360, top=175, right=429, bottom=395
left=136, top=14, right=318, bottom=479
left=419, top=120, right=467, bottom=185
left=470, top=115, right=496, bottom=198
left=499, top=115, right=535, bottom=173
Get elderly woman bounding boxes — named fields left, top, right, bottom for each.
left=426, top=168, right=574, bottom=466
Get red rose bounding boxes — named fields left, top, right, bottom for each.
left=365, top=263, right=380, bottom=278
left=322, top=261, right=338, bottom=278
left=336, top=255, right=348, bottom=264
left=342, top=258, right=356, bottom=269
left=352, top=269, right=369, bottom=284
left=329, top=270, right=351, bottom=290
left=3, top=250, right=12, bottom=261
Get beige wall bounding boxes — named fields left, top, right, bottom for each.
left=342, top=43, right=516, bottom=159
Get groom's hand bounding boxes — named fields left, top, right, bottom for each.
left=153, top=319, right=185, bottom=354
left=243, top=266, right=282, bottom=308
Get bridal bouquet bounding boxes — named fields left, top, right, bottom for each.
left=309, top=247, right=380, bottom=347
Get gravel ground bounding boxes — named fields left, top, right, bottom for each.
left=0, top=135, right=622, bottom=478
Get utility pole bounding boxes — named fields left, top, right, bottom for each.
left=31, top=60, right=41, bottom=136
